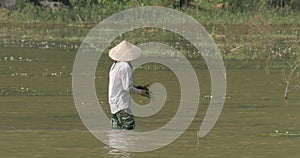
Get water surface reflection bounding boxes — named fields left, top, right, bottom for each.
left=106, top=130, right=133, bottom=158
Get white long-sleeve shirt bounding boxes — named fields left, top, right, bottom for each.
left=108, top=61, right=142, bottom=114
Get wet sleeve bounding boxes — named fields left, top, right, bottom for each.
left=121, top=64, right=143, bottom=95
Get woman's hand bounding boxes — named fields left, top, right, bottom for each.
left=141, top=90, right=150, bottom=98
left=134, top=85, right=151, bottom=98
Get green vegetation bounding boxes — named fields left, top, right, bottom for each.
left=1, top=0, right=299, bottom=63
left=0, top=0, right=299, bottom=97
left=0, top=0, right=299, bottom=59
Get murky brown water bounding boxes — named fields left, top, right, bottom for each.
left=1, top=47, right=300, bottom=157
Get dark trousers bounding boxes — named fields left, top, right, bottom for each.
left=111, top=109, right=135, bottom=130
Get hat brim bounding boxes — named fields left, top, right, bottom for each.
left=109, top=40, right=142, bottom=62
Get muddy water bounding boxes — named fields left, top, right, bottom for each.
left=1, top=47, right=300, bottom=158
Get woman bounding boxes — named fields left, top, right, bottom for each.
left=108, top=40, right=149, bottom=130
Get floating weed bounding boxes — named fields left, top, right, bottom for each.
left=0, top=86, right=39, bottom=96
left=40, top=72, right=71, bottom=77
left=0, top=86, right=72, bottom=96
left=9, top=71, right=69, bottom=78
left=204, top=95, right=231, bottom=99
left=1, top=55, right=32, bottom=62
left=0, top=39, right=80, bottom=50
left=260, top=130, right=300, bottom=137
left=10, top=72, right=30, bottom=77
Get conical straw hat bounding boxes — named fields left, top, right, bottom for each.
left=109, top=40, right=142, bottom=61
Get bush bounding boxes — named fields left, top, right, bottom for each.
left=223, top=0, right=299, bottom=12
left=223, top=0, right=266, bottom=12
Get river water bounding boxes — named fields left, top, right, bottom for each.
left=1, top=47, right=300, bottom=158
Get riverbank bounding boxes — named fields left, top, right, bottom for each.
left=1, top=2, right=300, bottom=63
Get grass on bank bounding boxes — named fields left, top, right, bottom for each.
left=0, top=0, right=299, bottom=65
